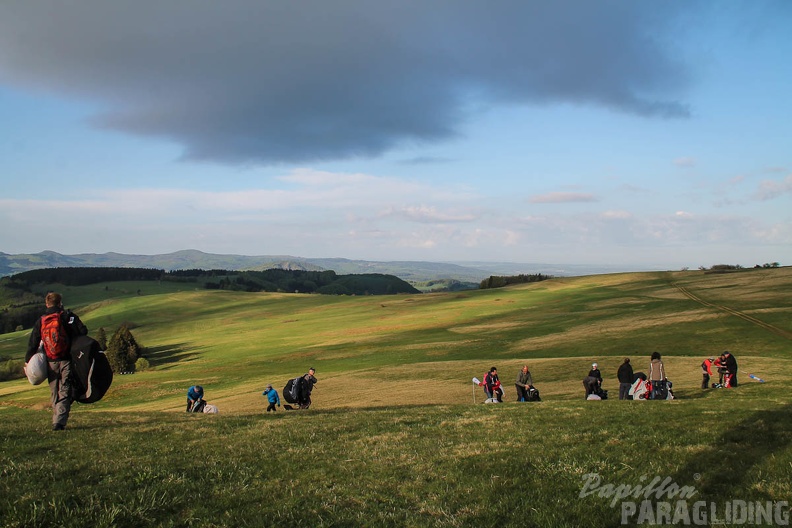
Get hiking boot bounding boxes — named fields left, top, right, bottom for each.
left=52, top=424, right=65, bottom=431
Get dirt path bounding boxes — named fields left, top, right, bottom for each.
left=673, top=283, right=792, bottom=340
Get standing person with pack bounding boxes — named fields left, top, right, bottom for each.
left=25, top=292, right=88, bottom=431
left=300, top=368, right=318, bottom=409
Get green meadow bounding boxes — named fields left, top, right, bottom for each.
left=1, top=268, right=791, bottom=527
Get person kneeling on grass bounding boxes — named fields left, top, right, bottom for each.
left=515, top=365, right=534, bottom=402
left=186, top=385, right=205, bottom=412
left=262, top=384, right=281, bottom=412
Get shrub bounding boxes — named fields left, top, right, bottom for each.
left=134, top=357, right=150, bottom=372
left=0, top=359, right=25, bottom=382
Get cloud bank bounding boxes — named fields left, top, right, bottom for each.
left=0, top=1, right=694, bottom=165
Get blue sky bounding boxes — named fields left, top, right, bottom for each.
left=1, top=1, right=790, bottom=270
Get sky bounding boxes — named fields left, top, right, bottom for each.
left=1, top=1, right=790, bottom=270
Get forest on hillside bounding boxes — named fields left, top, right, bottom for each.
left=0, top=267, right=420, bottom=334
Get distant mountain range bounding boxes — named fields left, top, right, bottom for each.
left=0, top=249, right=652, bottom=283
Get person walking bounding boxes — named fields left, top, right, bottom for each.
left=300, top=367, right=318, bottom=408
left=617, top=358, right=634, bottom=400
left=25, top=292, right=88, bottom=430
left=262, top=384, right=281, bottom=412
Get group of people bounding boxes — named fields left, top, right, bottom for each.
left=479, top=365, right=540, bottom=402
left=588, top=353, right=671, bottom=400
left=187, top=368, right=318, bottom=414
left=701, top=351, right=739, bottom=388
left=260, top=368, right=317, bottom=411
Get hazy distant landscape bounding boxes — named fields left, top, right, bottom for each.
left=0, top=249, right=666, bottom=283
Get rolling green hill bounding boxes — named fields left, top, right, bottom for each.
left=1, top=267, right=790, bottom=526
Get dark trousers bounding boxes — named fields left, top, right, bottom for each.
left=515, top=384, right=530, bottom=402
left=702, top=373, right=710, bottom=389
left=650, top=380, right=667, bottom=400
left=619, top=383, right=632, bottom=400
left=267, top=402, right=277, bottom=412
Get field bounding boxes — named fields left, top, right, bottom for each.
left=1, top=268, right=791, bottom=527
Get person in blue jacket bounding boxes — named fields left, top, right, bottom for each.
left=186, top=385, right=204, bottom=412
left=262, top=384, right=281, bottom=412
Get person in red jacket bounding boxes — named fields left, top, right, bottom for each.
left=484, top=367, right=503, bottom=402
left=701, top=357, right=714, bottom=389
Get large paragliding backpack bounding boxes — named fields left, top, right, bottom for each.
left=70, top=335, right=113, bottom=404
left=283, top=376, right=303, bottom=404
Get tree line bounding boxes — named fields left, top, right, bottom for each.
left=479, top=273, right=553, bottom=289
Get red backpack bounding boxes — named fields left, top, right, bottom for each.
left=41, top=312, right=70, bottom=360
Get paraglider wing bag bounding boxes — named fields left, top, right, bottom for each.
left=25, top=351, right=47, bottom=385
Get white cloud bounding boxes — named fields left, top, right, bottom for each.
left=753, top=174, right=792, bottom=201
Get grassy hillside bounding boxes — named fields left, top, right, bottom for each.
left=1, top=267, right=790, bottom=526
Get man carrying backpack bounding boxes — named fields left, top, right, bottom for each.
left=26, top=292, right=88, bottom=431
left=299, top=368, right=318, bottom=409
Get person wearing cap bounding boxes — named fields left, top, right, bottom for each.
left=262, top=384, right=281, bottom=412
left=701, top=357, right=715, bottom=389
left=588, top=363, right=603, bottom=387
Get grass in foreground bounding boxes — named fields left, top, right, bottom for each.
left=1, top=385, right=790, bottom=528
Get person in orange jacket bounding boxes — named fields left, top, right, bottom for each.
left=701, top=356, right=714, bottom=389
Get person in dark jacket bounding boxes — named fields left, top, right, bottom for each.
left=26, top=292, right=88, bottom=431
left=588, top=363, right=603, bottom=387
left=299, top=368, right=318, bottom=408
left=617, top=358, right=634, bottom=400
left=484, top=367, right=503, bottom=402
left=721, top=351, right=738, bottom=387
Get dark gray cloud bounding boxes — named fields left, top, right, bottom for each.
left=0, top=1, right=698, bottom=165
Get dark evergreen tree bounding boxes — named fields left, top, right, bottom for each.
left=106, top=324, right=140, bottom=373
left=96, top=327, right=108, bottom=350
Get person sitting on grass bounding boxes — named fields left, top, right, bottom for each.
left=484, top=367, right=503, bottom=402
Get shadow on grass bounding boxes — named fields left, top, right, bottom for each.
left=671, top=401, right=792, bottom=501
left=145, top=343, right=200, bottom=369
